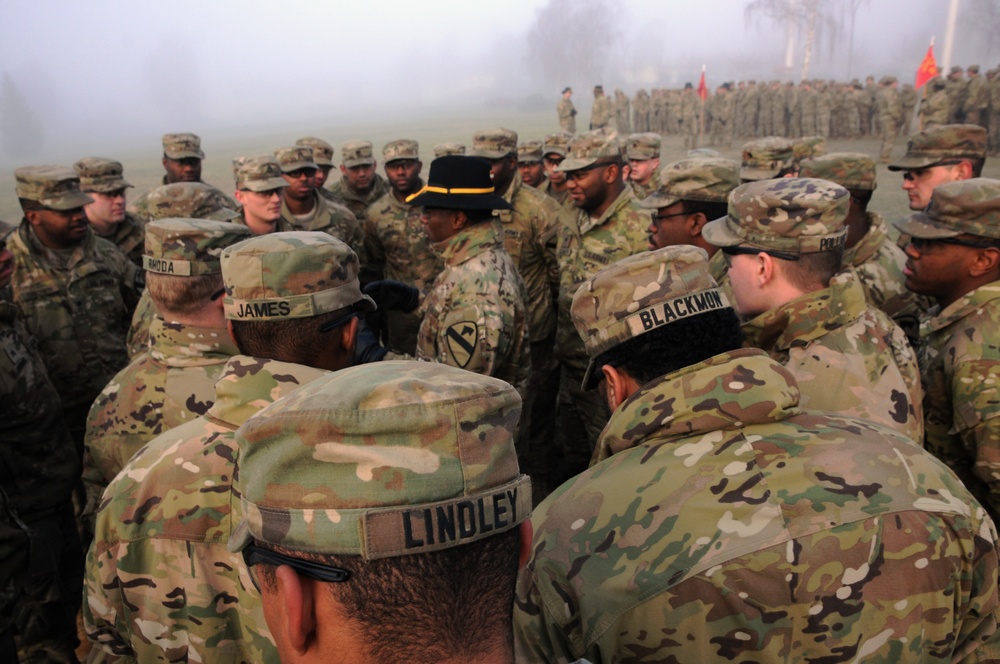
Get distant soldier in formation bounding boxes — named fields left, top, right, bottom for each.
left=876, top=75, right=903, bottom=163
left=589, top=84, right=613, bottom=130
left=75, top=157, right=145, bottom=267
left=632, top=88, right=650, bottom=132
left=613, top=88, right=631, bottom=133
left=556, top=86, right=576, bottom=133
left=921, top=77, right=950, bottom=129
left=679, top=82, right=701, bottom=149
left=900, top=82, right=918, bottom=135
left=964, top=64, right=989, bottom=128
left=327, top=139, right=390, bottom=224
left=947, top=65, right=969, bottom=124
left=709, top=82, right=734, bottom=148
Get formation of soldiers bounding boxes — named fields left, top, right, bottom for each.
left=5, top=80, right=1000, bottom=661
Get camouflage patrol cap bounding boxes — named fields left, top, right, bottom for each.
left=295, top=137, right=334, bottom=166
left=887, top=124, right=988, bottom=170
left=798, top=152, right=877, bottom=191
left=162, top=133, right=204, bottom=160
left=517, top=141, right=543, bottom=164
left=145, top=183, right=240, bottom=222
left=73, top=157, right=132, bottom=193
left=233, top=155, right=288, bottom=192
left=556, top=129, right=622, bottom=172
left=383, top=139, right=420, bottom=164
left=274, top=146, right=318, bottom=173
left=893, top=178, right=1000, bottom=240
left=879, top=76, right=897, bottom=85
left=572, top=246, right=731, bottom=389
left=740, top=137, right=794, bottom=181
left=143, top=218, right=251, bottom=276
left=968, top=64, right=980, bottom=73
left=340, top=139, right=376, bottom=168
left=638, top=157, right=740, bottom=210
left=471, top=128, right=518, bottom=159
left=951, top=66, right=964, bottom=75
left=625, top=133, right=661, bottom=161
left=542, top=132, right=572, bottom=158
left=433, top=142, right=466, bottom=158
left=221, top=231, right=375, bottom=321
left=227, top=360, right=529, bottom=559
left=791, top=136, right=827, bottom=165
left=703, top=178, right=850, bottom=256
left=686, top=147, right=722, bottom=158
left=14, top=166, right=94, bottom=211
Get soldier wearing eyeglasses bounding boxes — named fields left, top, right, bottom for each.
left=894, top=178, right=1000, bottom=526
left=703, top=178, right=923, bottom=442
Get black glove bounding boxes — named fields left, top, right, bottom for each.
left=363, top=280, right=421, bottom=313
left=354, top=319, right=388, bottom=364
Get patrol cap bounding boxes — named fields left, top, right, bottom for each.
left=951, top=65, right=964, bottom=75
left=274, top=146, right=318, bottom=173
left=686, top=147, right=722, bottom=158
left=144, top=183, right=240, bottom=222
left=383, top=139, right=419, bottom=163
left=143, top=218, right=251, bottom=276
left=14, top=166, right=94, bottom=211
left=791, top=136, right=827, bottom=165
left=625, top=133, right=661, bottom=161
left=517, top=141, right=543, bottom=164
left=227, top=360, right=529, bottom=559
left=542, top=132, right=572, bottom=158
left=638, top=157, right=740, bottom=210
left=295, top=137, right=334, bottom=166
left=73, top=157, right=133, bottom=193
left=233, top=155, right=288, bottom=192
left=969, top=64, right=981, bottom=74
left=703, top=178, right=849, bottom=256
left=740, top=137, right=794, bottom=181
left=893, top=178, right=1000, bottom=240
left=556, top=129, right=622, bottom=172
left=222, top=231, right=375, bottom=321
left=798, top=152, right=876, bottom=191
left=433, top=142, right=466, bottom=158
left=879, top=75, right=897, bottom=85
left=471, top=128, right=518, bottom=159
left=162, top=133, right=204, bottom=160
left=887, top=124, right=988, bottom=170
left=572, top=246, right=730, bottom=390
left=340, top=139, right=376, bottom=168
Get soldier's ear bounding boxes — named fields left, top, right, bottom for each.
left=686, top=213, right=708, bottom=237
left=955, top=161, right=974, bottom=180
left=518, top=520, right=533, bottom=569
left=971, top=247, right=1000, bottom=278
left=24, top=209, right=41, bottom=226
left=274, top=565, right=317, bottom=656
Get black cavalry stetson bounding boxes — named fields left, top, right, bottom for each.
left=406, top=155, right=513, bottom=211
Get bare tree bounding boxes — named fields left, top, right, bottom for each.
left=524, top=0, right=622, bottom=89
left=744, top=0, right=845, bottom=79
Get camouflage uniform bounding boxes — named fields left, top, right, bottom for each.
left=739, top=136, right=793, bottom=181
left=433, top=142, right=466, bottom=157
left=624, top=133, right=661, bottom=200
left=557, top=91, right=576, bottom=134
left=964, top=66, right=989, bottom=127
left=325, top=140, right=390, bottom=223
left=74, top=157, right=145, bottom=267
left=9, top=167, right=142, bottom=443
left=923, top=78, right=951, bottom=128
left=589, top=86, right=613, bottom=130
left=514, top=246, right=1000, bottom=664
left=876, top=76, right=903, bottom=162
left=84, top=231, right=375, bottom=663
left=538, top=132, right=573, bottom=207
left=83, top=219, right=250, bottom=522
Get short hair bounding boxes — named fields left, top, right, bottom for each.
left=595, top=308, right=744, bottom=384
left=230, top=304, right=357, bottom=361
left=463, top=208, right=495, bottom=225
left=680, top=199, right=729, bottom=222
left=146, top=273, right=223, bottom=317
left=968, top=157, right=985, bottom=178
left=258, top=528, right=520, bottom=661
left=776, top=249, right=844, bottom=292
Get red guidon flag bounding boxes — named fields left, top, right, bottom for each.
left=697, top=66, right=708, bottom=101
left=915, top=42, right=939, bottom=89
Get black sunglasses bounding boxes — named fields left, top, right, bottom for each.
left=722, top=245, right=801, bottom=262
left=902, top=160, right=963, bottom=181
left=909, top=236, right=1000, bottom=251
left=242, top=542, right=351, bottom=593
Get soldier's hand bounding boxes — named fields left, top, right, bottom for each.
left=354, top=319, right=389, bottom=364
left=363, top=280, right=421, bottom=313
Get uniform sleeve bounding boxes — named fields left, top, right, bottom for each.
left=82, top=532, right=137, bottom=663
left=360, top=211, right=386, bottom=284
left=513, top=565, right=579, bottom=664
left=426, top=301, right=495, bottom=376
left=953, top=358, right=1000, bottom=517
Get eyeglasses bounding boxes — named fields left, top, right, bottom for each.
left=908, top=236, right=1000, bottom=251
left=242, top=542, right=351, bottom=593
left=565, top=162, right=613, bottom=182
left=902, top=160, right=963, bottom=181
left=285, top=168, right=317, bottom=180
left=543, top=156, right=564, bottom=166
left=722, top=246, right=801, bottom=262
left=652, top=212, right=690, bottom=223
left=247, top=188, right=282, bottom=199
left=319, top=310, right=360, bottom=333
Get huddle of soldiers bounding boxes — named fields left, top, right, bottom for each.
left=5, top=109, right=1000, bottom=662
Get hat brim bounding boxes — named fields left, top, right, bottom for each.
left=702, top=216, right=745, bottom=247
left=740, top=167, right=781, bottom=181
left=312, top=158, right=334, bottom=167
left=886, top=156, right=944, bottom=171
left=43, top=191, right=95, bottom=211
left=637, top=191, right=681, bottom=210
left=469, top=149, right=512, bottom=159
left=165, top=150, right=205, bottom=160
left=241, top=177, right=289, bottom=193
left=342, top=158, right=375, bottom=168
left=543, top=148, right=568, bottom=158
left=556, top=157, right=599, bottom=172
left=84, top=180, right=133, bottom=193
left=279, top=161, right=318, bottom=173
left=406, top=190, right=512, bottom=211
left=892, top=213, right=962, bottom=239
left=206, top=208, right=241, bottom=221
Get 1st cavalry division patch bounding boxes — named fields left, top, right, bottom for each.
left=445, top=321, right=478, bottom=368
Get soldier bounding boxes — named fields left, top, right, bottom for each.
left=557, top=86, right=576, bottom=133
left=128, top=133, right=236, bottom=221
left=538, top=132, right=572, bottom=205
left=274, top=145, right=364, bottom=256
left=613, top=88, right=631, bottom=133
left=632, top=88, right=650, bottom=132
left=895, top=178, right=1000, bottom=526
left=552, top=130, right=649, bottom=479
left=293, top=136, right=336, bottom=194
left=988, top=69, right=1000, bottom=155
left=433, top=142, right=466, bottom=157
left=947, top=65, right=969, bottom=124
left=74, top=157, right=144, bottom=267
left=514, top=245, right=1000, bottom=663
left=228, top=361, right=531, bottom=663
left=709, top=82, right=734, bottom=148
left=624, top=132, right=661, bottom=200
left=739, top=136, right=795, bottom=182
left=1, top=230, right=83, bottom=663
left=679, top=82, right=701, bottom=149
left=8, top=166, right=142, bottom=449
left=83, top=231, right=375, bottom=663
left=517, top=140, right=546, bottom=188
left=326, top=139, right=389, bottom=223
left=799, top=152, right=928, bottom=344
left=861, top=74, right=877, bottom=136
left=790, top=135, right=827, bottom=172
left=232, top=154, right=291, bottom=234
left=362, top=139, right=439, bottom=355
left=124, top=182, right=240, bottom=357
left=703, top=178, right=923, bottom=441
left=0, top=484, right=28, bottom=663
left=589, top=85, right=612, bottom=130
left=887, top=124, right=987, bottom=212
left=83, top=219, right=251, bottom=523
left=920, top=77, right=950, bottom=129
left=876, top=75, right=903, bottom=163
left=365, top=155, right=531, bottom=397
left=900, top=82, right=918, bottom=136
left=964, top=65, right=990, bottom=128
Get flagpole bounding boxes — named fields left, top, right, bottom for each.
left=698, top=65, right=706, bottom=148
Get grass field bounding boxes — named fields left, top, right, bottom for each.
left=2, top=109, right=998, bottom=230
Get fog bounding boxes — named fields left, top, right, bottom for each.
left=0, top=0, right=993, bottom=168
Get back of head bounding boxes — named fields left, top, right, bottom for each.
left=740, top=137, right=795, bottom=181
left=638, top=157, right=739, bottom=214
left=229, top=360, right=528, bottom=661
left=143, top=182, right=239, bottom=223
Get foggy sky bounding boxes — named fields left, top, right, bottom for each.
left=0, top=0, right=990, bottom=166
